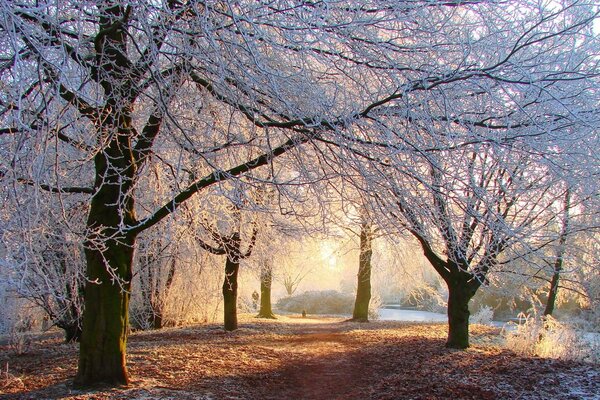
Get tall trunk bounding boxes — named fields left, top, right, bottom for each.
left=352, top=222, right=372, bottom=322
left=446, top=280, right=475, bottom=349
left=75, top=118, right=137, bottom=385
left=544, top=271, right=561, bottom=316
left=223, top=257, right=240, bottom=331
left=75, top=234, right=135, bottom=386
left=257, top=262, right=276, bottom=319
left=544, top=188, right=570, bottom=317
left=75, top=4, right=139, bottom=387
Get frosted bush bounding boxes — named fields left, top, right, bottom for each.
left=405, top=283, right=448, bottom=313
left=471, top=306, right=494, bottom=325
left=504, top=314, right=592, bottom=362
left=369, top=294, right=383, bottom=321
left=276, top=290, right=354, bottom=315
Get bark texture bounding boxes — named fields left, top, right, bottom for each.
left=75, top=235, right=136, bottom=386
left=445, top=280, right=476, bottom=349
left=223, top=255, right=241, bottom=331
left=257, top=262, right=276, bottom=319
left=352, top=222, right=373, bottom=322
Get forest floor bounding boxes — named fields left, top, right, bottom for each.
left=1, top=315, right=599, bottom=400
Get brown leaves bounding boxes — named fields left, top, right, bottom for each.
left=1, top=317, right=597, bottom=399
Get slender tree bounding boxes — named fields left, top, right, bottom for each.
left=136, top=238, right=178, bottom=329
left=257, top=260, right=276, bottom=319
left=351, top=220, right=374, bottom=322
left=196, top=204, right=258, bottom=331
left=543, top=188, right=572, bottom=317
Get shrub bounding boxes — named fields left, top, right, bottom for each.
left=471, top=305, right=494, bottom=325
left=504, top=314, right=596, bottom=362
left=276, top=290, right=354, bottom=315
left=369, top=294, right=382, bottom=321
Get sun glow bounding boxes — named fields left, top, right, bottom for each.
left=320, top=242, right=338, bottom=270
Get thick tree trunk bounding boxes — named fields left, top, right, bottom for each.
left=446, top=282, right=475, bottom=349
left=257, top=262, right=276, bottom=319
left=75, top=123, right=138, bottom=386
left=75, top=236, right=135, bottom=386
left=223, top=258, right=240, bottom=331
left=352, top=222, right=373, bottom=322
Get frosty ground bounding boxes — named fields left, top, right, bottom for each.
left=1, top=316, right=598, bottom=400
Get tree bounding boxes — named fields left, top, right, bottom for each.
left=351, top=218, right=374, bottom=322
left=135, top=235, right=179, bottom=330
left=2, top=0, right=598, bottom=385
left=389, top=148, right=567, bottom=347
left=280, top=261, right=313, bottom=297
left=543, top=187, right=572, bottom=317
left=20, top=216, right=85, bottom=342
left=257, top=259, right=276, bottom=319
left=196, top=201, right=258, bottom=331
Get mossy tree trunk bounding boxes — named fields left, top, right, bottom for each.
left=352, top=221, right=373, bottom=322
left=75, top=10, right=139, bottom=381
left=76, top=234, right=136, bottom=386
left=75, top=130, right=139, bottom=386
left=73, top=3, right=161, bottom=386
left=257, top=261, right=276, bottom=319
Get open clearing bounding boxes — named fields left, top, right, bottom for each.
left=1, top=315, right=598, bottom=400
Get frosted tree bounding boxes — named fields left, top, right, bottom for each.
left=384, top=148, right=566, bottom=347
left=0, top=0, right=387, bottom=385
left=309, top=1, right=599, bottom=347
left=7, top=202, right=86, bottom=342
left=1, top=0, right=598, bottom=386
left=194, top=188, right=258, bottom=332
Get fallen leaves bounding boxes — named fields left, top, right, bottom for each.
left=0, top=316, right=598, bottom=399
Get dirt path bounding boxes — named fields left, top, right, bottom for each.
left=1, top=316, right=598, bottom=399
left=253, top=325, right=375, bottom=399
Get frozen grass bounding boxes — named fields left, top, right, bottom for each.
left=470, top=305, right=494, bottom=326
left=504, top=314, right=599, bottom=363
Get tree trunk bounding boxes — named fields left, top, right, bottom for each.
left=544, top=188, right=570, bottom=317
left=446, top=282, right=475, bottom=349
left=544, top=271, right=561, bottom=316
left=75, top=129, right=138, bottom=386
left=151, top=310, right=164, bottom=330
left=352, top=222, right=372, bottom=322
left=223, top=257, right=240, bottom=331
left=257, top=262, right=276, bottom=319
left=75, top=236, right=135, bottom=386
left=63, top=322, right=83, bottom=343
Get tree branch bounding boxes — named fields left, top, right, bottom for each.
left=17, top=178, right=94, bottom=194
left=130, top=133, right=313, bottom=234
